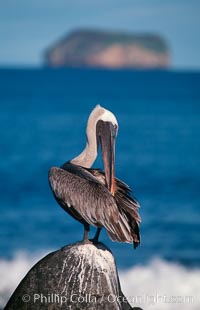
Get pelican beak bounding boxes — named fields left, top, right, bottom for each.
left=96, top=120, right=117, bottom=195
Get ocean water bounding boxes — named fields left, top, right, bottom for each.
left=0, top=68, right=200, bottom=309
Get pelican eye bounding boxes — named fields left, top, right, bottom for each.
left=113, top=124, right=118, bottom=136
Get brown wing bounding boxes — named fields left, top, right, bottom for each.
left=49, top=162, right=140, bottom=246
left=49, top=165, right=119, bottom=233
left=88, top=168, right=141, bottom=248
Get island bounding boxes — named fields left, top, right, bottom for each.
left=44, top=29, right=170, bottom=69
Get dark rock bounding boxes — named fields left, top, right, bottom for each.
left=4, top=242, right=142, bottom=310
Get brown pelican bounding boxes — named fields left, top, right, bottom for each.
left=49, top=105, right=140, bottom=248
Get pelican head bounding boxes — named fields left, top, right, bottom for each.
left=71, top=105, right=118, bottom=194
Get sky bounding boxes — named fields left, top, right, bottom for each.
left=0, top=0, right=200, bottom=69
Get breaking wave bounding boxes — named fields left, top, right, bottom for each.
left=0, top=251, right=48, bottom=309
left=120, top=258, right=200, bottom=310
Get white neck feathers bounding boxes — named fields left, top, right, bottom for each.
left=70, top=105, right=117, bottom=168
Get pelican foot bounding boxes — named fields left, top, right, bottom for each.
left=81, top=239, right=94, bottom=245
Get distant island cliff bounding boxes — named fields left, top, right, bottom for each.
left=44, top=29, right=170, bottom=69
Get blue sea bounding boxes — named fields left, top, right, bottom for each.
left=0, top=68, right=200, bottom=309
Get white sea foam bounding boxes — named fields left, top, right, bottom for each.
left=0, top=253, right=200, bottom=309
left=120, top=258, right=200, bottom=310
left=0, top=251, right=48, bottom=309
